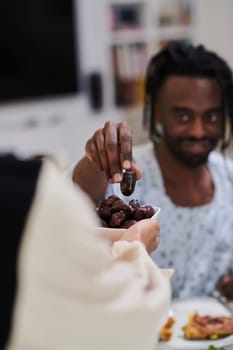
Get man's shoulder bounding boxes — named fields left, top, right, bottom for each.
left=209, top=151, right=233, bottom=167
left=209, top=151, right=233, bottom=182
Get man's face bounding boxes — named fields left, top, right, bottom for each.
left=154, top=76, right=224, bottom=166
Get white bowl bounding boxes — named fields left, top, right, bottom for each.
left=151, top=206, right=161, bottom=220
left=97, top=206, right=161, bottom=243
left=97, top=226, right=127, bottom=242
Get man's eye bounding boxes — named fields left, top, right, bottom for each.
left=207, top=113, right=220, bottom=123
left=177, top=113, right=190, bottom=122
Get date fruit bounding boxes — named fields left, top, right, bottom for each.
left=96, top=195, right=155, bottom=229
left=120, top=170, right=136, bottom=196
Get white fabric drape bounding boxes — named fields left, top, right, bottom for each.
left=7, top=161, right=171, bottom=350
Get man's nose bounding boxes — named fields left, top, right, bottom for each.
left=190, top=117, right=206, bottom=137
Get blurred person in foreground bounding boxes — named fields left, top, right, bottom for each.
left=0, top=154, right=170, bottom=350
left=72, top=41, right=233, bottom=300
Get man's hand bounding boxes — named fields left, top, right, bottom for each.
left=85, top=121, right=142, bottom=183
left=219, top=273, right=233, bottom=301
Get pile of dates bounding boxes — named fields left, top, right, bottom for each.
left=96, top=195, right=155, bottom=228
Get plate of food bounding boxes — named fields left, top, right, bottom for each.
left=158, top=297, right=233, bottom=350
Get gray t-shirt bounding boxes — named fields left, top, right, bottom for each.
left=106, top=142, right=233, bottom=299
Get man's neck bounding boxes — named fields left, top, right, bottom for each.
left=154, top=143, right=215, bottom=207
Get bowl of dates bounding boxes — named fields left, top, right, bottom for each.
left=96, top=195, right=160, bottom=240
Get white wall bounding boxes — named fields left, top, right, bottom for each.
left=195, top=0, right=233, bottom=70
left=0, top=95, right=124, bottom=165
left=0, top=0, right=233, bottom=166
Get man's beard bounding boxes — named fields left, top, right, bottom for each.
left=164, top=135, right=219, bottom=167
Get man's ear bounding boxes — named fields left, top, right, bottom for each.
left=153, top=103, right=161, bottom=124
left=153, top=103, right=164, bottom=140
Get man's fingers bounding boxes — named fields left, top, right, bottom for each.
left=118, top=122, right=133, bottom=169
left=86, top=129, right=112, bottom=180
left=85, top=121, right=140, bottom=184
left=85, top=137, right=103, bottom=170
left=131, top=163, right=142, bottom=180
left=95, top=130, right=112, bottom=181
left=104, top=121, right=122, bottom=181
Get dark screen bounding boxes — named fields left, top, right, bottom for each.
left=0, top=0, right=79, bottom=103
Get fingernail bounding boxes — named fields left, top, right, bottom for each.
left=113, top=173, right=123, bottom=182
left=123, top=160, right=131, bottom=169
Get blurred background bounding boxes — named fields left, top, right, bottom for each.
left=0, top=0, right=232, bottom=166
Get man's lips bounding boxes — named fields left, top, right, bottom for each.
left=181, top=140, right=212, bottom=154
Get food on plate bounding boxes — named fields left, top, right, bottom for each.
left=159, top=315, right=175, bottom=341
left=96, top=195, right=156, bottom=228
left=120, top=170, right=136, bottom=196
left=182, top=313, right=233, bottom=340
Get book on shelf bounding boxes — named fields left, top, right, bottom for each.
left=109, top=3, right=144, bottom=31
left=111, top=43, right=148, bottom=107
